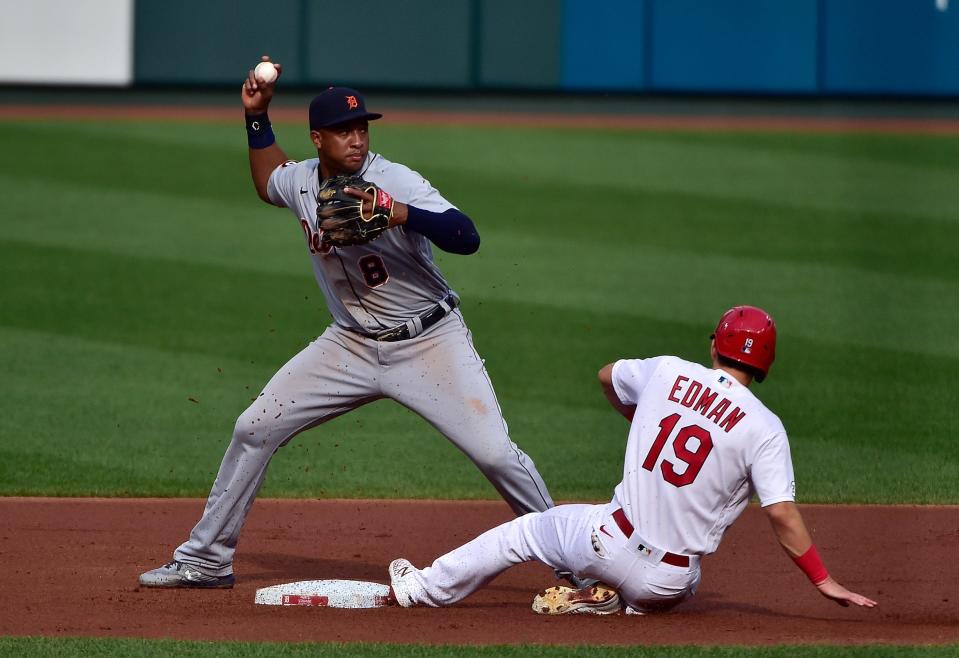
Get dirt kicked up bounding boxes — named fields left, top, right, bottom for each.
left=1, top=498, right=956, bottom=646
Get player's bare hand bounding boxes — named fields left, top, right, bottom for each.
left=343, top=186, right=408, bottom=226
left=815, top=577, right=877, bottom=608
left=341, top=186, right=375, bottom=216
left=242, top=55, right=282, bottom=113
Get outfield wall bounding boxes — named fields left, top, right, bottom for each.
left=3, top=0, right=958, bottom=96
left=0, top=0, right=133, bottom=85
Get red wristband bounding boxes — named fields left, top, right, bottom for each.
left=792, top=544, right=829, bottom=585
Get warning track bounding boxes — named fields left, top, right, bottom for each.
left=2, top=103, right=959, bottom=133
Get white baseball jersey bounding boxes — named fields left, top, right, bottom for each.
left=610, top=356, right=795, bottom=556
left=267, top=152, right=456, bottom=332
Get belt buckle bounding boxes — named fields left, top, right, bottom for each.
left=375, top=326, right=407, bottom=342
left=376, top=295, right=457, bottom=342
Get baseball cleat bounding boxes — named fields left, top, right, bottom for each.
left=388, top=558, right=418, bottom=608
left=138, top=561, right=235, bottom=589
left=532, top=584, right=622, bottom=615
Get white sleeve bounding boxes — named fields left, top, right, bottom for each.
left=266, top=160, right=301, bottom=208
left=611, top=358, right=662, bottom=406
left=750, top=432, right=797, bottom=507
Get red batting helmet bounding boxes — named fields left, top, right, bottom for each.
left=712, top=306, right=777, bottom=382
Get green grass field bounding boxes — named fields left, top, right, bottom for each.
left=1, top=118, right=956, bottom=503
left=1, top=637, right=957, bottom=658
left=1, top=114, right=957, bottom=655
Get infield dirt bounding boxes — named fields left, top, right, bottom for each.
left=0, top=498, right=956, bottom=646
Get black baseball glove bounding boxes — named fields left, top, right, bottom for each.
left=316, top=175, right=394, bottom=247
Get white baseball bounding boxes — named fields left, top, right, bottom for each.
left=254, top=61, right=278, bottom=84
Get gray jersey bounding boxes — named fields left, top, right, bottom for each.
left=267, top=153, right=456, bottom=333
left=145, top=89, right=558, bottom=588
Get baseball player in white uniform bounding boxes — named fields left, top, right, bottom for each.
left=388, top=306, right=878, bottom=614
left=139, top=58, right=556, bottom=588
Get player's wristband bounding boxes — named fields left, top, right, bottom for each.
left=792, top=544, right=829, bottom=585
left=246, top=112, right=275, bottom=149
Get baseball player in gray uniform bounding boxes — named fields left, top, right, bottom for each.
left=139, top=58, right=555, bottom=588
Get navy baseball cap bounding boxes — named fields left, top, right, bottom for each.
left=309, top=87, right=382, bottom=130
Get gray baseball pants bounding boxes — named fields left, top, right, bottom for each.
left=174, top=310, right=554, bottom=575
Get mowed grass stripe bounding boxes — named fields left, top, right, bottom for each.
left=370, top=126, right=959, bottom=223
left=1, top=120, right=956, bottom=502
left=631, top=129, right=959, bottom=174
left=441, top=171, right=958, bottom=283
left=1, top=122, right=262, bottom=207
left=1, top=637, right=957, bottom=657
left=0, top=321, right=625, bottom=500
left=0, top=239, right=324, bottom=361
left=443, top=233, right=959, bottom=360
left=5, top=121, right=959, bottom=224
left=4, top=211, right=957, bottom=361
left=1, top=281, right=956, bottom=502
left=0, top=173, right=303, bottom=273
left=0, top=325, right=530, bottom=499
left=0, top=325, right=262, bottom=496
left=5, top=121, right=956, bottom=289
left=3, top=231, right=957, bottom=366
left=4, top=166, right=957, bottom=291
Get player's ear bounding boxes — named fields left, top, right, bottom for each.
left=310, top=130, right=322, bottom=150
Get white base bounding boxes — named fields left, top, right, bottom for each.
left=254, top=579, right=392, bottom=608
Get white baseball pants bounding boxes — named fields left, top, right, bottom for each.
left=400, top=501, right=701, bottom=613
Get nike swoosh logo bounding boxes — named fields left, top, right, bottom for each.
left=599, top=525, right=613, bottom=538
left=299, top=188, right=308, bottom=194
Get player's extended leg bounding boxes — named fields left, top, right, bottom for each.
left=141, top=327, right=382, bottom=584
left=390, top=503, right=603, bottom=607
left=383, top=311, right=554, bottom=516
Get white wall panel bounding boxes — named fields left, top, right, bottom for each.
left=0, top=0, right=134, bottom=85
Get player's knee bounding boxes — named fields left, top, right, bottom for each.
left=232, top=406, right=285, bottom=449
left=469, top=444, right=513, bottom=474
